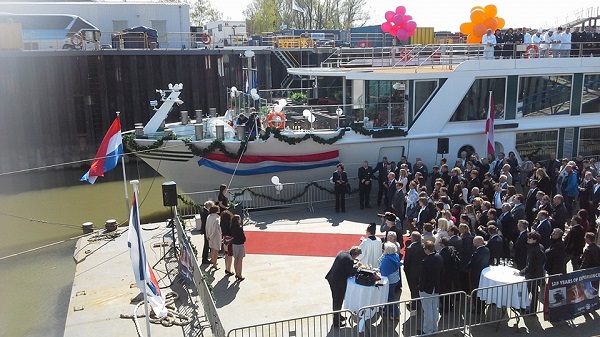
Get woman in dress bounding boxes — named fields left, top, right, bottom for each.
left=535, top=168, right=552, bottom=196
left=217, top=184, right=229, bottom=213
left=434, top=218, right=450, bottom=252
left=380, top=242, right=402, bottom=319
left=332, top=163, right=349, bottom=213
left=220, top=210, right=234, bottom=275
left=205, top=206, right=222, bottom=269
left=230, top=215, right=246, bottom=281
left=398, top=169, right=409, bottom=194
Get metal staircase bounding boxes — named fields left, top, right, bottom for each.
left=274, top=50, right=302, bottom=89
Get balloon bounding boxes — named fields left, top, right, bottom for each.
left=271, top=176, right=280, bottom=185
left=396, top=29, right=409, bottom=41
left=473, top=23, right=487, bottom=37
left=381, top=21, right=392, bottom=33
left=395, top=6, right=406, bottom=15
left=307, top=114, right=315, bottom=123
left=483, top=4, right=498, bottom=18
left=275, top=184, right=283, bottom=191
left=250, top=88, right=257, bottom=95
left=393, top=14, right=405, bottom=26
left=470, top=9, right=486, bottom=24
left=405, top=21, right=417, bottom=31
left=484, top=17, right=498, bottom=31
left=496, top=17, right=505, bottom=29
left=390, top=25, right=399, bottom=36
left=470, top=6, right=484, bottom=13
left=273, top=105, right=283, bottom=112
left=460, top=22, right=473, bottom=35
left=466, top=34, right=480, bottom=43
left=384, top=11, right=395, bottom=22
left=278, top=98, right=287, bottom=106
left=302, top=109, right=311, bottom=116
left=405, top=15, right=412, bottom=21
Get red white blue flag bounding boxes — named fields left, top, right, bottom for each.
left=485, top=91, right=495, bottom=156
left=198, top=150, right=339, bottom=175
left=127, top=190, right=167, bottom=317
left=80, top=116, right=124, bottom=184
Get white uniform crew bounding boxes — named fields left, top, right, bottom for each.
left=559, top=27, right=572, bottom=58
left=482, top=29, right=497, bottom=60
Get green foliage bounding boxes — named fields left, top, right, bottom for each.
left=188, top=0, right=223, bottom=26
left=290, top=92, right=308, bottom=103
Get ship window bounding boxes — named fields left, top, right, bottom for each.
left=450, top=78, right=506, bottom=122
left=515, top=130, right=558, bottom=164
left=365, top=80, right=405, bottom=127
left=517, top=75, right=572, bottom=117
left=414, top=80, right=438, bottom=118
left=578, top=127, right=600, bottom=158
left=582, top=74, right=600, bottom=114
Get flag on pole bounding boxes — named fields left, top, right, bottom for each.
left=127, top=189, right=168, bottom=318
left=80, top=116, right=124, bottom=184
left=485, top=91, right=495, bottom=156
left=292, top=0, right=306, bottom=13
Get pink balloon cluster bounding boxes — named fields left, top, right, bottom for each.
left=380, top=6, right=417, bottom=41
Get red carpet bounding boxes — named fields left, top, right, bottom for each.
left=244, top=231, right=408, bottom=258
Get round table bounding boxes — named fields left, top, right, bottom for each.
left=477, top=265, right=531, bottom=309
left=343, top=276, right=389, bottom=332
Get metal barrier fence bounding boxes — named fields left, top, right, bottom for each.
left=178, top=177, right=360, bottom=218
left=173, top=213, right=227, bottom=337
left=357, top=292, right=468, bottom=337
left=227, top=310, right=356, bottom=337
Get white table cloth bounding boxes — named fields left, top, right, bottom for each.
left=343, top=276, right=389, bottom=332
left=477, top=265, right=531, bottom=309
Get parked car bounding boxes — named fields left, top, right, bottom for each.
left=111, top=26, right=159, bottom=49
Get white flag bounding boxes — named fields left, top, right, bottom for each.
left=292, top=0, right=306, bottom=13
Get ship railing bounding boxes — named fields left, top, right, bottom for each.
left=178, top=177, right=361, bottom=218
left=173, top=215, right=227, bottom=337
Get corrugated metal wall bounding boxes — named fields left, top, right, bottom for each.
left=0, top=50, right=248, bottom=174
left=410, top=27, right=435, bottom=45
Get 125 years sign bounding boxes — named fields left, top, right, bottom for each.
left=544, top=267, right=600, bottom=322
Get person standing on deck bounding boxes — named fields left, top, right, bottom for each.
left=482, top=29, right=497, bottom=60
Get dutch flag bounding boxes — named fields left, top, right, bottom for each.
left=80, top=115, right=124, bottom=184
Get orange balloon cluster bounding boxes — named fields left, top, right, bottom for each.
left=460, top=4, right=505, bottom=43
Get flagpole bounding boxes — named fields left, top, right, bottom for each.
left=118, top=111, right=130, bottom=218
left=131, top=180, right=152, bottom=337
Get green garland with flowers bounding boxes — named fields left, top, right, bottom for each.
left=177, top=181, right=357, bottom=207
left=259, top=127, right=346, bottom=145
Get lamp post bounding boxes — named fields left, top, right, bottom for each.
left=336, top=106, right=343, bottom=129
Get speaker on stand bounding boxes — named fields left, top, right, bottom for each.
left=161, top=181, right=179, bottom=260
left=437, top=138, right=449, bottom=157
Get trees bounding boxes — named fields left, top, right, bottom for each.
left=244, top=0, right=369, bottom=34
left=188, top=0, right=223, bottom=26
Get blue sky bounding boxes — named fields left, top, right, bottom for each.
left=211, top=0, right=599, bottom=32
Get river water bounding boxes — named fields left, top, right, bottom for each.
left=0, top=163, right=169, bottom=337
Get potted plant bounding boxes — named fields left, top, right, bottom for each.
left=290, top=92, right=308, bottom=104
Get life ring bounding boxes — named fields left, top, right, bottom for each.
left=432, top=51, right=441, bottom=63
left=524, top=45, right=539, bottom=58
left=399, top=48, right=412, bottom=61
left=200, top=34, right=212, bottom=45
left=71, top=34, right=83, bottom=47
left=266, top=111, right=285, bottom=129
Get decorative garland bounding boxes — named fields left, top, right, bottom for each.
left=350, top=123, right=407, bottom=137
left=177, top=182, right=358, bottom=208
left=260, top=127, right=346, bottom=145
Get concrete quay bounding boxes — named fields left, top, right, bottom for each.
left=64, top=197, right=600, bottom=337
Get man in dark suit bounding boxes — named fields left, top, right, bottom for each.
left=200, top=200, right=214, bottom=265
left=358, top=161, right=374, bottom=209
left=498, top=203, right=517, bottom=260
left=514, top=220, right=529, bottom=270
left=581, top=232, right=600, bottom=270
left=419, top=241, right=443, bottom=335
left=391, top=182, right=406, bottom=221
left=384, top=172, right=397, bottom=212
left=564, top=215, right=586, bottom=271
left=404, top=232, right=426, bottom=309
left=373, top=157, right=389, bottom=207
left=545, top=228, right=566, bottom=275
left=487, top=225, right=503, bottom=266
left=414, top=197, right=432, bottom=232
left=325, top=246, right=362, bottom=327
left=545, top=152, right=561, bottom=196
left=448, top=225, right=463, bottom=256
left=590, top=175, right=600, bottom=221
left=332, top=163, right=349, bottom=213
left=510, top=194, right=526, bottom=222
left=535, top=210, right=552, bottom=249
left=468, top=236, right=490, bottom=313
left=525, top=180, right=539, bottom=224
left=551, top=195, right=569, bottom=231
left=516, top=231, right=546, bottom=313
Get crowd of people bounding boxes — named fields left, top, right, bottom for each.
left=480, top=25, right=600, bottom=59
left=195, top=184, right=247, bottom=281
left=327, top=150, right=600, bottom=333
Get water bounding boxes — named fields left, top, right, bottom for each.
left=0, top=163, right=169, bottom=337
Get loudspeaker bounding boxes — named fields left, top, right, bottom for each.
left=162, top=181, right=178, bottom=206
left=437, top=138, right=449, bottom=154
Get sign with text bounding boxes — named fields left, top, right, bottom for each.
left=544, top=267, right=600, bottom=322
left=179, top=233, right=194, bottom=283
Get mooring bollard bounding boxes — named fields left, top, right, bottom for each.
left=82, top=222, right=94, bottom=234
left=105, top=219, right=118, bottom=232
